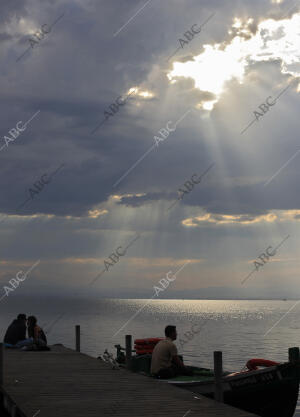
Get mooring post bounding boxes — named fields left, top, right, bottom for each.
left=75, top=325, right=80, bottom=352
left=11, top=404, right=17, bottom=417
left=214, top=351, right=224, bottom=402
left=125, top=335, right=132, bottom=370
left=0, top=343, right=3, bottom=386
left=289, top=347, right=300, bottom=363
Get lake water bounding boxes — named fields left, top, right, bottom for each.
left=1, top=298, right=300, bottom=416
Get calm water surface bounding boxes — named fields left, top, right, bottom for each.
left=1, top=298, right=300, bottom=415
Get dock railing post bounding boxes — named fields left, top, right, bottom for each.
left=125, top=335, right=132, bottom=370
left=0, top=343, right=3, bottom=387
left=289, top=347, right=300, bottom=363
left=214, top=351, right=223, bottom=402
left=75, top=325, right=80, bottom=352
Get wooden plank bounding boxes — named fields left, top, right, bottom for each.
left=0, top=345, right=258, bottom=417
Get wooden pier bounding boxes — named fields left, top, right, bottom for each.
left=0, top=341, right=258, bottom=417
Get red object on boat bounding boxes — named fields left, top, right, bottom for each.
left=135, top=348, right=154, bottom=355
left=134, top=338, right=163, bottom=345
left=246, top=358, right=279, bottom=371
left=134, top=338, right=163, bottom=355
left=135, top=344, right=155, bottom=350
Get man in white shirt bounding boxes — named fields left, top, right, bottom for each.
left=151, top=325, right=193, bottom=378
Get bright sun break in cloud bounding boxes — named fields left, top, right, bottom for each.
left=182, top=209, right=300, bottom=227
left=182, top=212, right=277, bottom=227
left=167, top=13, right=300, bottom=110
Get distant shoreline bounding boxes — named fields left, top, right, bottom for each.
left=2, top=295, right=297, bottom=301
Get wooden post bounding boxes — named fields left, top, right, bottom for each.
left=289, top=347, right=300, bottom=363
left=11, top=404, right=17, bottom=417
left=214, top=351, right=223, bottom=402
left=125, top=335, right=132, bottom=370
left=75, top=325, right=80, bottom=352
left=0, top=343, right=3, bottom=386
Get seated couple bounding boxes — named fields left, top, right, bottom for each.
left=151, top=325, right=193, bottom=379
left=4, top=314, right=49, bottom=351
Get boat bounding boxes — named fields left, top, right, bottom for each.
left=116, top=343, right=300, bottom=417
left=164, top=360, right=300, bottom=417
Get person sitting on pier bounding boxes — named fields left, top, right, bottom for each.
left=151, top=325, right=193, bottom=379
left=3, top=314, right=27, bottom=347
left=16, top=315, right=49, bottom=350
left=26, top=315, right=48, bottom=349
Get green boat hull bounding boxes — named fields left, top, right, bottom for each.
left=130, top=355, right=300, bottom=417
left=167, top=362, right=300, bottom=417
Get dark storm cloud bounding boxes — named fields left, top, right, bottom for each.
left=0, top=0, right=299, bottom=297
left=117, top=192, right=170, bottom=207
left=0, top=33, right=15, bottom=42
left=0, top=1, right=29, bottom=24
left=0, top=0, right=275, bottom=216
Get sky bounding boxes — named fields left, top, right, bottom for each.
left=0, top=0, right=300, bottom=301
